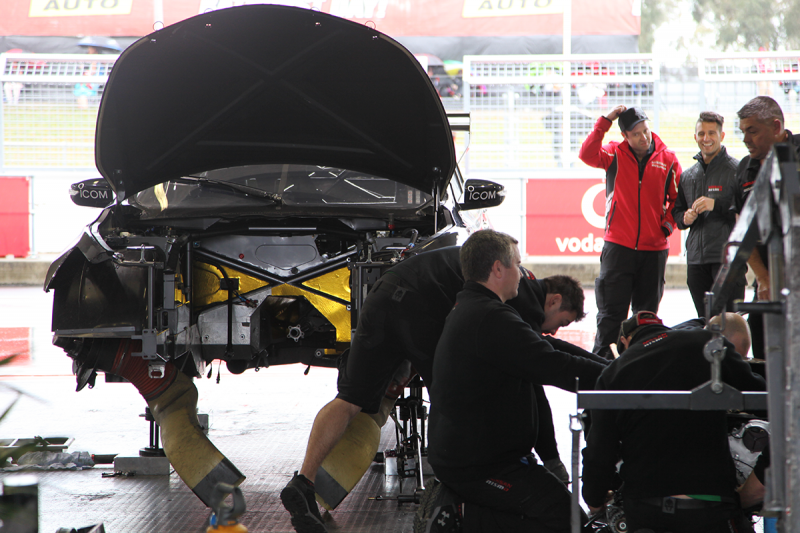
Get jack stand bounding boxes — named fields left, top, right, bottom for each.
left=139, top=407, right=166, bottom=457
left=113, top=406, right=171, bottom=475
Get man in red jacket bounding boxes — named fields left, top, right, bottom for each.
left=579, top=106, right=682, bottom=359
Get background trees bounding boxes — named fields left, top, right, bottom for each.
left=692, top=0, right=800, bottom=51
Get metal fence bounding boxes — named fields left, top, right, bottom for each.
left=1, top=53, right=115, bottom=172
left=458, top=51, right=800, bottom=174
left=460, top=54, right=657, bottom=171
left=3, top=50, right=800, bottom=255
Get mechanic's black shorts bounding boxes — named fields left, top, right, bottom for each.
left=336, top=277, right=444, bottom=414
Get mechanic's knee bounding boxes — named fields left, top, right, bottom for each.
left=327, top=397, right=364, bottom=418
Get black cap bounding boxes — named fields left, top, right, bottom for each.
left=618, top=107, right=649, bottom=132
left=616, top=311, right=662, bottom=354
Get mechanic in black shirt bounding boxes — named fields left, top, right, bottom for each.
left=282, top=245, right=605, bottom=533
left=428, top=230, right=605, bottom=532
left=582, top=311, right=766, bottom=533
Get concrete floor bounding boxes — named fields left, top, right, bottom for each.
left=0, top=285, right=702, bottom=532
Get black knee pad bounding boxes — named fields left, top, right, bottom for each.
left=414, top=479, right=463, bottom=533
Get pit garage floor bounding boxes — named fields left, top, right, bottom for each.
left=0, top=286, right=699, bottom=533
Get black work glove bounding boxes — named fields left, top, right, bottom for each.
left=543, top=458, right=570, bottom=485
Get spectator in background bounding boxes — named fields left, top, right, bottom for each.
left=579, top=105, right=682, bottom=360
left=736, top=96, right=800, bottom=359
left=74, top=44, right=99, bottom=109
left=672, top=111, right=746, bottom=317
left=2, top=48, right=25, bottom=105
left=74, top=37, right=120, bottom=109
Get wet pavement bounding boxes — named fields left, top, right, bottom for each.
left=0, top=285, right=699, bottom=532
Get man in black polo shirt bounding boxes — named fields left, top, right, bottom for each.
left=582, top=311, right=766, bottom=532
left=428, top=230, right=605, bottom=532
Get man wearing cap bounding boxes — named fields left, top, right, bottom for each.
left=579, top=105, right=682, bottom=360
left=582, top=311, right=766, bottom=532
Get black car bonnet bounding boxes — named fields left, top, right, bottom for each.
left=95, top=5, right=455, bottom=201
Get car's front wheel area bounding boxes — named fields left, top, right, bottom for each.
left=53, top=336, right=245, bottom=506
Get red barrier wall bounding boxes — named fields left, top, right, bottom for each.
left=526, top=178, right=682, bottom=257
left=0, top=177, right=31, bottom=258
left=0, top=327, right=31, bottom=366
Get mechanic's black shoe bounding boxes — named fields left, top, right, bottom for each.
left=281, top=472, right=328, bottom=533
left=414, top=478, right=463, bottom=533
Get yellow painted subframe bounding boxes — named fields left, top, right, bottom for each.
left=192, top=263, right=352, bottom=343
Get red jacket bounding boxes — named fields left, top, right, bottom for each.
left=579, top=116, right=681, bottom=252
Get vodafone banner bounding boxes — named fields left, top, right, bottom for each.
left=526, top=178, right=682, bottom=257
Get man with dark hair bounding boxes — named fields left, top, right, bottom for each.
left=736, top=96, right=800, bottom=358
left=427, top=230, right=605, bottom=532
left=673, top=111, right=746, bottom=317
left=579, top=105, right=682, bottom=359
left=541, top=275, right=587, bottom=325
left=582, top=311, right=765, bottom=533
left=281, top=243, right=603, bottom=533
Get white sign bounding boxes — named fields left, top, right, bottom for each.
left=198, top=0, right=325, bottom=14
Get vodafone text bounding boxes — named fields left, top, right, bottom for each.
left=555, top=233, right=604, bottom=253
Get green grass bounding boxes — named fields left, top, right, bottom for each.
left=3, top=103, right=796, bottom=172
left=2, top=104, right=97, bottom=168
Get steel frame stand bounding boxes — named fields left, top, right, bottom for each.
left=389, top=375, right=427, bottom=503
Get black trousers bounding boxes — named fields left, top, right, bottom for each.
left=686, top=263, right=747, bottom=318
left=593, top=242, right=668, bottom=356
left=440, top=458, right=582, bottom=533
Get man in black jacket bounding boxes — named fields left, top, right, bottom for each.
left=673, top=111, right=746, bottom=317
left=281, top=244, right=604, bottom=533
left=582, top=311, right=766, bottom=533
left=428, top=230, right=605, bottom=532
left=736, top=96, right=800, bottom=358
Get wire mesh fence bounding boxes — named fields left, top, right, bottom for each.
left=459, top=53, right=800, bottom=174
left=1, top=53, right=114, bottom=171
left=461, top=54, right=657, bottom=171
left=2, top=51, right=800, bottom=176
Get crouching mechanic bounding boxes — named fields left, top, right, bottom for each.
left=582, top=311, right=766, bottom=533
left=281, top=243, right=606, bottom=533
left=427, top=230, right=606, bottom=532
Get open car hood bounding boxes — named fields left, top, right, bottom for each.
left=96, top=5, right=455, bottom=201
